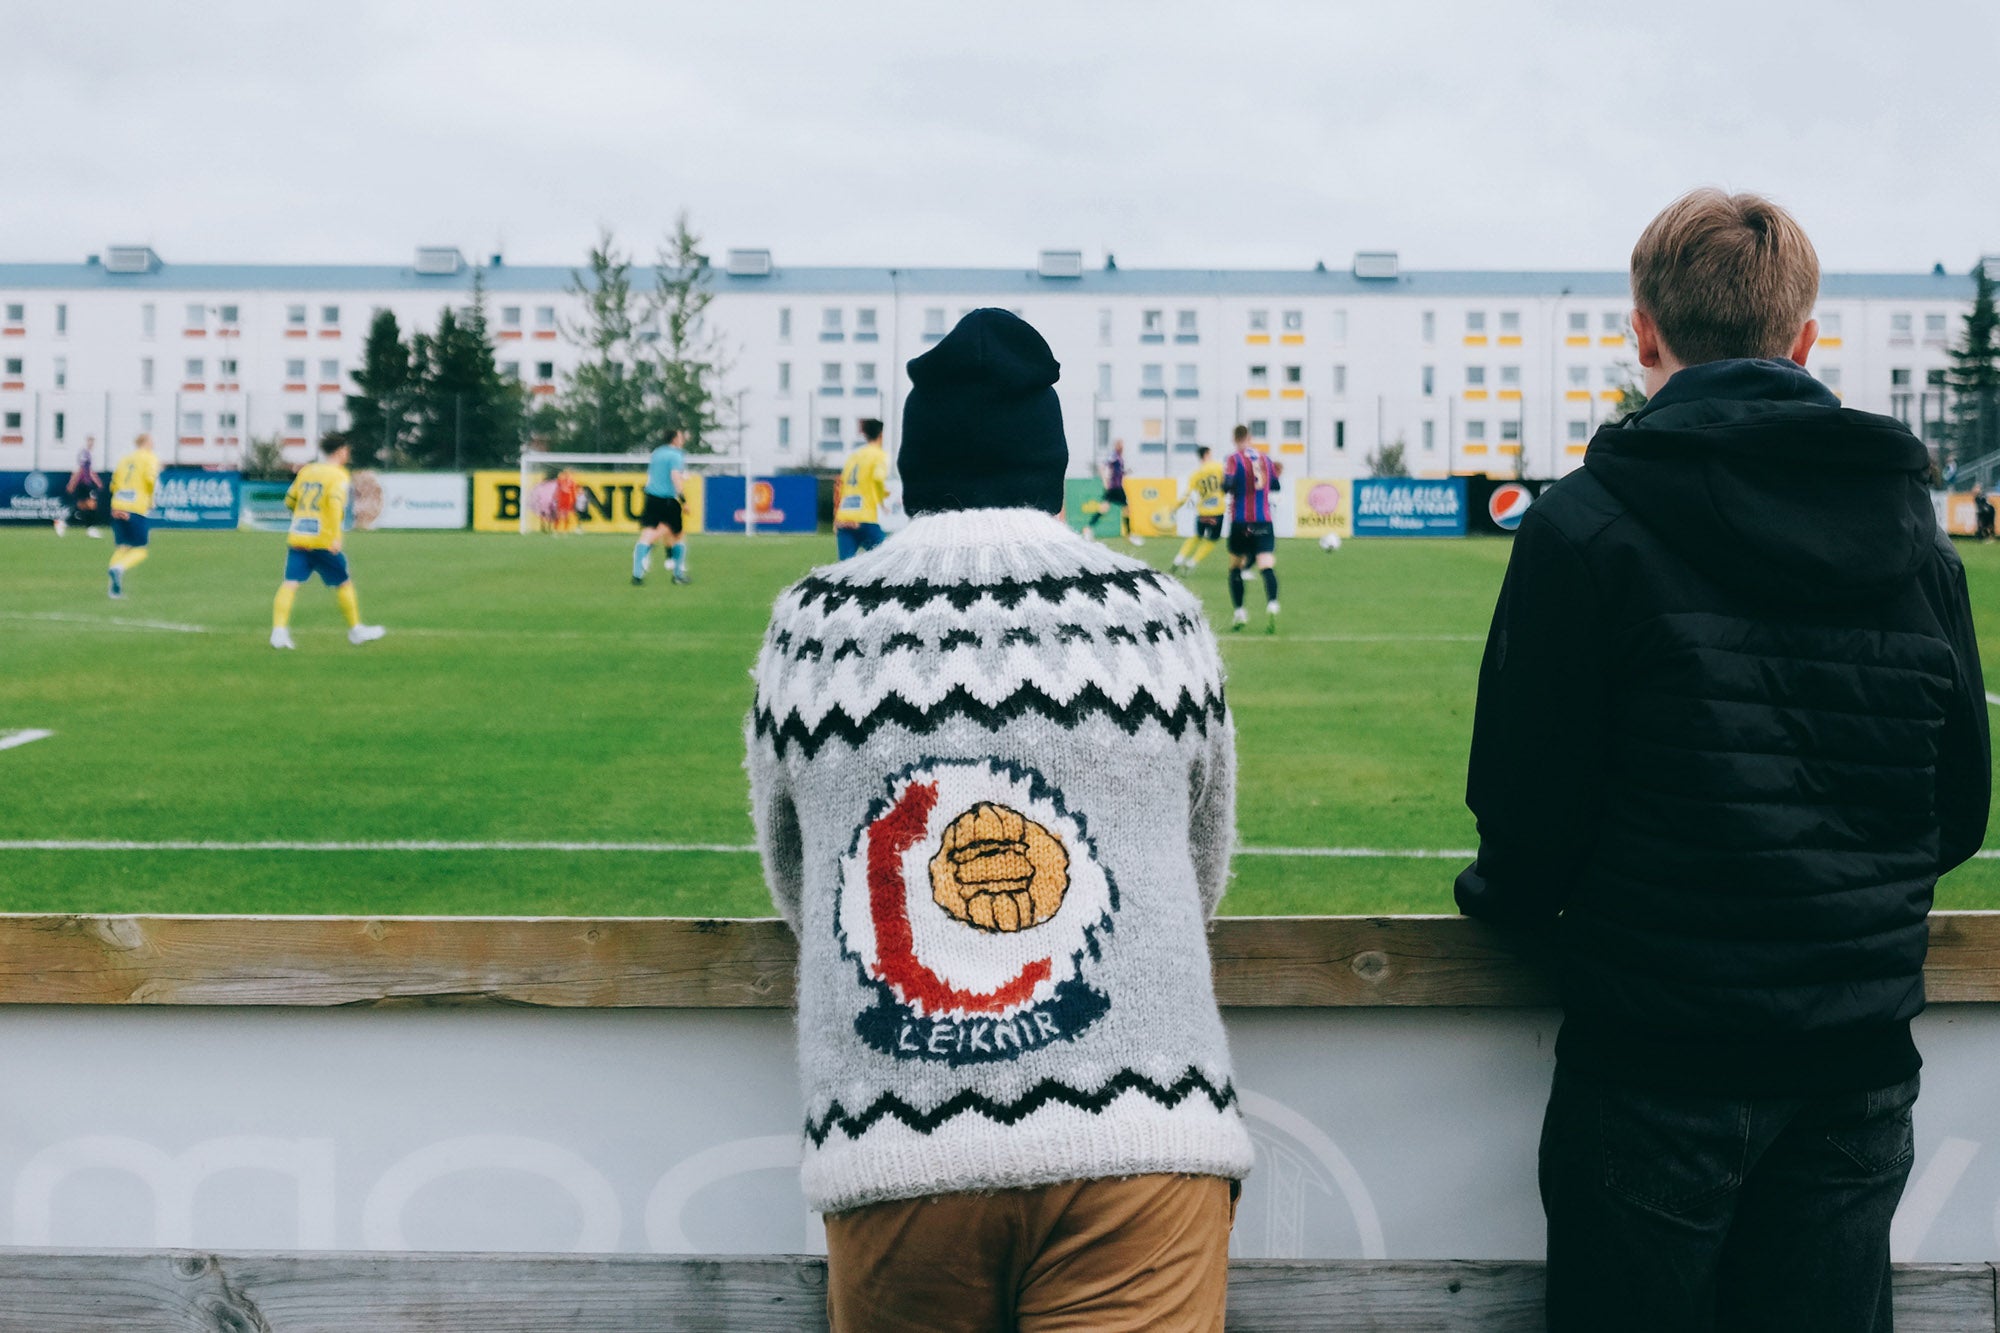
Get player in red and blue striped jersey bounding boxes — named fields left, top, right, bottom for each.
left=1222, top=425, right=1281, bottom=633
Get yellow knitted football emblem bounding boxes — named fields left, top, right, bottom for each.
left=929, top=801, right=1071, bottom=933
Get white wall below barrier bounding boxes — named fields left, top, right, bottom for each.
left=4, top=1002, right=1998, bottom=1261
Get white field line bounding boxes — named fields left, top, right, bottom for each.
left=1986, top=692, right=2000, bottom=709
left=0, top=730, right=54, bottom=752
left=1, top=612, right=210, bottom=634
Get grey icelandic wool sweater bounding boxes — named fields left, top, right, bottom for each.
left=747, top=506, right=1254, bottom=1214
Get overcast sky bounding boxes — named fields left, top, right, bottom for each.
left=6, top=1, right=1997, bottom=274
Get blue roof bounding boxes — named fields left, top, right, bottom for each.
left=0, top=259, right=1977, bottom=301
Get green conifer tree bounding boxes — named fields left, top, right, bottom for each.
left=1947, top=262, right=2000, bottom=470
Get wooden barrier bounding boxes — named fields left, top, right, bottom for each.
left=0, top=910, right=1993, bottom=1008
left=0, top=1253, right=1989, bottom=1332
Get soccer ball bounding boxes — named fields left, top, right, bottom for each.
left=930, top=801, right=1071, bottom=933
left=1319, top=532, right=1344, bottom=552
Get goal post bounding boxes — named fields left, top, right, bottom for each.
left=516, top=450, right=746, bottom=535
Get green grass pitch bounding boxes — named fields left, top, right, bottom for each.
left=3, top=525, right=1998, bottom=917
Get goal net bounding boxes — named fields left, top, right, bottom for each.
left=515, top=450, right=743, bottom=535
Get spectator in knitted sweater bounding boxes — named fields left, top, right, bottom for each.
left=748, top=308, right=1252, bottom=1332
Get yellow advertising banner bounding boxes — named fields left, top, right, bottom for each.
left=471, top=470, right=704, bottom=534
left=1123, top=477, right=1179, bottom=537
left=1294, top=477, right=1353, bottom=539
left=1943, top=492, right=1978, bottom=538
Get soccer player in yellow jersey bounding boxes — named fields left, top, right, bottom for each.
left=1171, top=446, right=1227, bottom=573
left=105, top=433, right=163, bottom=598
left=834, top=417, right=891, bottom=560
left=270, top=435, right=385, bottom=649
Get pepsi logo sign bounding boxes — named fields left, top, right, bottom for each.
left=1488, top=482, right=1533, bottom=531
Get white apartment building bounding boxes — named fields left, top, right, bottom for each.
left=0, top=245, right=1980, bottom=481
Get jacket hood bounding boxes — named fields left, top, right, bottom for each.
left=1585, top=360, right=1935, bottom=608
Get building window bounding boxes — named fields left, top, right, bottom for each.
left=321, top=305, right=340, bottom=326
left=527, top=306, right=552, bottom=330
left=182, top=411, right=204, bottom=435
left=1927, top=367, right=1947, bottom=388
left=1422, top=420, right=1435, bottom=451
left=1890, top=313, right=1913, bottom=343
left=185, top=357, right=204, bottom=380
left=1098, top=309, right=1112, bottom=346
left=1141, top=417, right=1165, bottom=443
left=925, top=308, right=946, bottom=337
left=219, top=358, right=237, bottom=378
left=287, top=305, right=307, bottom=328
left=1603, top=311, right=1623, bottom=334
left=1466, top=419, right=1487, bottom=442
left=1283, top=365, right=1303, bottom=385
left=1465, top=366, right=1487, bottom=387
left=1096, top=418, right=1111, bottom=451
left=1176, top=417, right=1199, bottom=444
left=1096, top=364, right=1112, bottom=397
left=1568, top=365, right=1588, bottom=387
left=536, top=362, right=554, bottom=381
left=1248, top=365, right=1269, bottom=387
left=777, top=416, right=791, bottom=449
left=54, top=303, right=67, bottom=335
left=319, top=358, right=339, bottom=382
left=1819, top=311, right=1841, bottom=337
left=2, top=412, right=18, bottom=431
left=1141, top=363, right=1165, bottom=394
left=1141, top=310, right=1164, bottom=340
left=1501, top=420, right=1522, bottom=443
left=141, top=303, right=156, bottom=337
left=777, top=362, right=791, bottom=393
left=856, top=363, right=878, bottom=393
left=1282, top=418, right=1304, bottom=441
left=1247, top=419, right=1268, bottom=439
left=500, top=362, right=520, bottom=380
left=1282, top=310, right=1303, bottom=332
left=139, top=357, right=153, bottom=390
left=285, top=413, right=306, bottom=432
left=1, top=302, right=21, bottom=325
left=1602, top=365, right=1621, bottom=386
left=1820, top=366, right=1842, bottom=390
left=138, top=411, right=153, bottom=433
left=1568, top=420, right=1589, bottom=442
left=1925, top=312, right=1948, bottom=343
left=218, top=305, right=238, bottom=326
left=1333, top=420, right=1346, bottom=451
left=1466, top=311, right=1487, bottom=334
left=286, top=358, right=306, bottom=379
left=821, top=308, right=844, bottom=339
left=1890, top=367, right=1912, bottom=387
left=1421, top=365, right=1435, bottom=396
left=820, top=416, right=841, bottom=442
left=53, top=357, right=67, bottom=389
left=822, top=362, right=843, bottom=389
left=53, top=411, right=65, bottom=440
left=1500, top=365, right=1521, bottom=388
left=856, top=308, right=878, bottom=341
left=502, top=306, right=521, bottom=327
left=218, top=411, right=238, bottom=431
left=1176, top=364, right=1200, bottom=394
left=317, top=412, right=339, bottom=435
left=1498, top=311, right=1520, bottom=336
left=1, top=357, right=17, bottom=376
left=1333, top=365, right=1347, bottom=395
left=1331, top=310, right=1348, bottom=342
left=1421, top=310, right=1435, bottom=343
left=1248, top=309, right=1269, bottom=332
left=185, top=303, right=205, bottom=330
left=1568, top=311, right=1588, bottom=334
left=778, top=307, right=792, bottom=341
left=1176, top=309, right=1198, bottom=342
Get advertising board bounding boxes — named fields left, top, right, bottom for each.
left=150, top=470, right=242, bottom=529
left=1352, top=477, right=1468, bottom=538
left=701, top=475, right=817, bottom=534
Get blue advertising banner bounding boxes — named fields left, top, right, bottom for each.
left=152, top=470, right=242, bottom=529
left=1352, top=477, right=1468, bottom=538
left=241, top=480, right=294, bottom=532
left=0, top=471, right=69, bottom=523
left=701, top=475, right=817, bottom=534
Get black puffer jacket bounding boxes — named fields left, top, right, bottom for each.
left=1456, top=359, right=1990, bottom=1096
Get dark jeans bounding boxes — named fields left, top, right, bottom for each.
left=1539, top=1065, right=1919, bottom=1333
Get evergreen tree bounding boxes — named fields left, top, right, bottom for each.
left=345, top=309, right=418, bottom=468
left=1948, top=262, right=2000, bottom=469
left=544, top=229, right=670, bottom=453
left=652, top=212, right=734, bottom=452
left=408, top=273, right=524, bottom=469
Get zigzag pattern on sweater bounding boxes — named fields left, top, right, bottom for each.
left=754, top=679, right=1228, bottom=759
left=805, top=1065, right=1238, bottom=1146
left=792, top=567, right=1172, bottom=615
left=771, top=615, right=1203, bottom=666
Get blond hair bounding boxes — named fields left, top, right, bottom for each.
left=1630, top=188, right=1819, bottom=366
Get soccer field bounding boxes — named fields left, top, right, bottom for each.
left=5, top=525, right=2000, bottom=918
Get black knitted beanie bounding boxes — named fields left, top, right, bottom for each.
left=899, top=308, right=1067, bottom=516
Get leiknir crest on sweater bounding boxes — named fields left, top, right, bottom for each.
left=837, top=757, right=1117, bottom=1065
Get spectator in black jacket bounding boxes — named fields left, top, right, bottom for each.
left=1457, top=189, right=1990, bottom=1333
